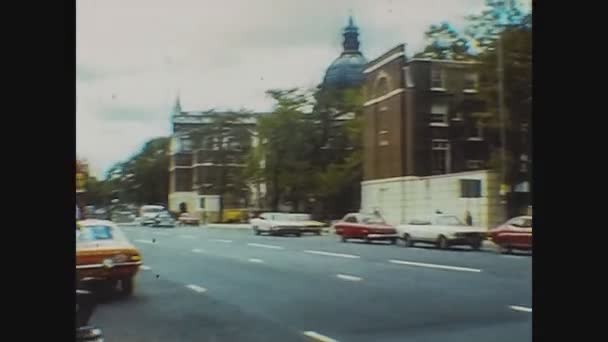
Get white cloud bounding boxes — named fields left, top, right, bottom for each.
left=77, top=0, right=497, bottom=178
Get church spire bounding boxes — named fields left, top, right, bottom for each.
left=342, top=15, right=361, bottom=54
left=172, top=92, right=182, bottom=116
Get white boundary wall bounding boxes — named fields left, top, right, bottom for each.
left=361, top=170, right=505, bottom=229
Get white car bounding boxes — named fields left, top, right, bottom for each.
left=140, top=205, right=165, bottom=226
left=395, top=215, right=487, bottom=250
left=152, top=211, right=175, bottom=228
left=250, top=213, right=304, bottom=237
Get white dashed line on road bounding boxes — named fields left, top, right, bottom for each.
left=248, top=258, right=264, bottom=263
left=336, top=274, right=362, bottom=282
left=211, top=239, right=233, bottom=243
left=509, top=305, right=532, bottom=313
left=247, top=243, right=284, bottom=250
left=303, top=331, right=339, bottom=342
left=192, top=248, right=204, bottom=253
left=388, top=259, right=482, bottom=273
left=304, top=250, right=360, bottom=259
left=134, top=239, right=155, bottom=244
left=186, top=284, right=207, bottom=293
left=140, top=265, right=151, bottom=270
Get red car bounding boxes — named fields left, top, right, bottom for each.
left=334, top=213, right=399, bottom=244
left=489, top=215, right=532, bottom=253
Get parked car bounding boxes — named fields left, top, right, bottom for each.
left=178, top=213, right=200, bottom=226
left=140, top=205, right=165, bottom=226
left=395, top=215, right=487, bottom=250
left=76, top=219, right=142, bottom=297
left=333, top=213, right=399, bottom=244
left=488, top=215, right=532, bottom=253
left=152, top=211, right=176, bottom=228
left=250, top=212, right=303, bottom=237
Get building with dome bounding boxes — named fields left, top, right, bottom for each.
left=322, top=16, right=367, bottom=91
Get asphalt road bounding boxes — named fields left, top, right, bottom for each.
left=90, top=224, right=532, bottom=342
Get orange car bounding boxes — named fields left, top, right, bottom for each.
left=76, top=219, right=142, bottom=296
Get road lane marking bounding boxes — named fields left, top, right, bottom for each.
left=192, top=248, right=204, bottom=253
left=186, top=284, right=207, bottom=293
left=509, top=305, right=532, bottom=313
left=134, top=239, right=155, bottom=244
left=180, top=234, right=196, bottom=239
left=140, top=265, right=151, bottom=270
left=388, top=259, right=482, bottom=273
left=336, top=274, right=362, bottom=282
left=303, top=331, right=339, bottom=342
left=211, top=239, right=233, bottom=243
left=304, top=250, right=360, bottom=259
left=247, top=243, right=284, bottom=250
left=248, top=258, right=264, bottom=263
left=154, top=232, right=169, bottom=236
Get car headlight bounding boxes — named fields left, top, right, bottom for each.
left=130, top=254, right=141, bottom=261
left=102, top=258, right=114, bottom=268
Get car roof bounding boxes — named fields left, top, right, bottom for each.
left=78, top=219, right=117, bottom=227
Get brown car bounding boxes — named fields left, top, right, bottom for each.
left=76, top=220, right=142, bottom=296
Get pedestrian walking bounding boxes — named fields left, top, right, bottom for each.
left=465, top=210, right=473, bottom=226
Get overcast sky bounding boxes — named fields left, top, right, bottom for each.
left=77, top=0, right=530, bottom=178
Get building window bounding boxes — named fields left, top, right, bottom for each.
left=375, top=77, right=390, bottom=97
left=181, top=136, right=192, bottom=152
left=464, top=72, right=479, bottom=93
left=468, top=119, right=484, bottom=141
left=431, top=104, right=449, bottom=125
left=378, top=130, right=389, bottom=146
left=520, top=154, right=528, bottom=173
left=430, top=64, right=445, bottom=90
left=199, top=197, right=206, bottom=209
left=431, top=140, right=450, bottom=174
left=404, top=67, right=415, bottom=88
left=460, top=179, right=481, bottom=198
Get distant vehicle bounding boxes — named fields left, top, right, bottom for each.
left=178, top=213, right=200, bottom=226
left=140, top=205, right=165, bottom=226
left=76, top=219, right=142, bottom=297
left=285, top=213, right=326, bottom=235
left=250, top=212, right=303, bottom=237
left=395, top=215, right=486, bottom=250
left=111, top=210, right=136, bottom=223
left=488, top=216, right=532, bottom=254
left=334, top=213, right=399, bottom=244
left=152, top=211, right=176, bottom=228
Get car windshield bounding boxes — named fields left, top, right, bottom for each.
left=435, top=216, right=464, bottom=226
left=360, top=214, right=385, bottom=224
left=519, top=218, right=532, bottom=228
left=77, top=225, right=114, bottom=242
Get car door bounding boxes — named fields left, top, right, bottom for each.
left=338, top=214, right=359, bottom=238
left=511, top=217, right=532, bottom=248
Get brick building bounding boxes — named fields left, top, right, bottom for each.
left=168, top=97, right=265, bottom=221
left=359, top=44, right=508, bottom=227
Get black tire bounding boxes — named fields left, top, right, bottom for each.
left=253, top=227, right=260, bottom=235
left=364, top=236, right=371, bottom=244
left=437, top=235, right=449, bottom=250
left=390, top=238, right=397, bottom=245
left=295, top=232, right=302, bottom=237
left=402, top=234, right=413, bottom=247
left=316, top=230, right=322, bottom=236
left=120, top=277, right=134, bottom=297
left=470, top=239, right=482, bottom=251
left=341, top=235, right=347, bottom=243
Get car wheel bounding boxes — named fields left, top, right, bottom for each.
left=470, top=239, right=482, bottom=251
left=437, top=235, right=449, bottom=250
left=402, top=234, right=413, bottom=247
left=341, top=235, right=347, bottom=243
left=390, top=238, right=397, bottom=245
left=295, top=232, right=302, bottom=237
left=316, top=230, right=322, bottom=236
left=364, top=236, right=371, bottom=244
left=253, top=227, right=260, bottom=235
left=120, top=277, right=134, bottom=297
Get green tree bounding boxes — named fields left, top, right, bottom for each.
left=190, top=110, right=254, bottom=222
left=414, top=22, right=472, bottom=60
